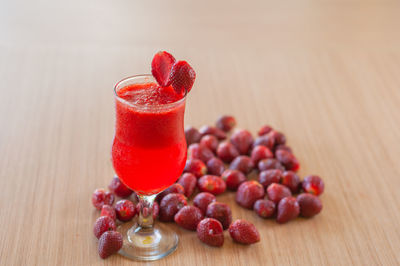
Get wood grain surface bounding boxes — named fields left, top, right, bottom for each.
left=1, top=0, right=400, bottom=265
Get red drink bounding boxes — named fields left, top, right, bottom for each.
left=113, top=53, right=196, bottom=261
left=112, top=75, right=187, bottom=195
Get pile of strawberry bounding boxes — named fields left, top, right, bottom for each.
left=183, top=117, right=324, bottom=224
left=91, top=115, right=324, bottom=259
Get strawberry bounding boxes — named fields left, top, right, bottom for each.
left=197, top=175, right=226, bottom=195
left=187, top=143, right=214, bottom=163
left=193, top=192, right=216, bottom=214
left=197, top=218, right=224, bottom=247
left=174, top=206, right=204, bottom=231
left=92, top=189, right=115, bottom=210
left=108, top=176, right=133, bottom=198
left=250, top=145, right=273, bottom=165
left=276, top=197, right=300, bottom=223
left=258, top=169, right=282, bottom=189
left=151, top=51, right=176, bottom=87
left=184, top=158, right=208, bottom=178
left=185, top=126, right=201, bottom=145
left=216, top=142, right=239, bottom=163
left=274, top=144, right=293, bottom=154
left=156, top=183, right=185, bottom=202
left=159, top=193, right=188, bottom=222
left=235, top=181, right=265, bottom=209
left=177, top=173, right=197, bottom=198
left=230, top=129, right=254, bottom=155
left=221, top=169, right=246, bottom=191
left=169, top=60, right=196, bottom=94
left=267, top=183, right=292, bottom=204
left=199, top=125, right=227, bottom=140
left=93, top=216, right=116, bottom=239
left=258, top=125, right=273, bottom=136
left=207, top=157, right=226, bottom=176
left=205, top=202, right=232, bottom=230
left=302, top=175, right=325, bottom=196
left=258, top=158, right=285, bottom=172
left=228, top=219, right=260, bottom=245
left=200, top=134, right=219, bottom=153
left=280, top=171, right=301, bottom=193
left=297, top=193, right=323, bottom=217
left=100, top=205, right=116, bottom=221
left=275, top=149, right=300, bottom=171
left=115, top=199, right=136, bottom=222
left=229, top=156, right=254, bottom=175
left=268, top=130, right=287, bottom=146
left=98, top=231, right=123, bottom=259
left=253, top=135, right=275, bottom=150
left=253, top=199, right=276, bottom=218
left=216, top=115, right=236, bottom=132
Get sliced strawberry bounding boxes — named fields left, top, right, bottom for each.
left=151, top=51, right=176, bottom=87
left=169, top=60, right=196, bottom=94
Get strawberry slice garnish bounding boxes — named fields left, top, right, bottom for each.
left=169, top=60, right=196, bottom=94
left=151, top=51, right=176, bottom=87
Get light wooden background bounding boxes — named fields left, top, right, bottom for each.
left=1, top=0, right=400, bottom=265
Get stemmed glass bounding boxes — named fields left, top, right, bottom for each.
left=112, top=75, right=187, bottom=261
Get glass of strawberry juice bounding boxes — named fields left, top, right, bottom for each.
left=112, top=74, right=187, bottom=261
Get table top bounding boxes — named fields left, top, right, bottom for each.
left=1, top=0, right=400, bottom=265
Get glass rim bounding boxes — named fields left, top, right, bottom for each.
left=113, top=74, right=187, bottom=110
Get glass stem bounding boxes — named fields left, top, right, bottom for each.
left=137, top=194, right=156, bottom=230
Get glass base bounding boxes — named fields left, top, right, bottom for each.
left=117, top=221, right=178, bottom=261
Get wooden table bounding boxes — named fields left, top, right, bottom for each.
left=1, top=0, right=400, bottom=265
